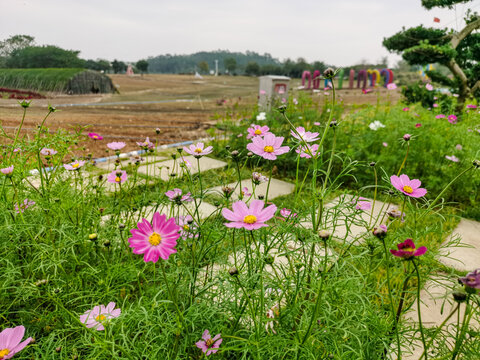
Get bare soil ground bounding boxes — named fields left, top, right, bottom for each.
left=0, top=74, right=400, bottom=157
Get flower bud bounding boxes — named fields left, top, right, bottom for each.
left=329, top=119, right=337, bottom=128
left=177, top=147, right=183, bottom=154
left=103, top=240, right=111, bottom=247
left=372, top=225, right=387, bottom=239
left=403, top=134, right=411, bottom=141
left=229, top=267, right=239, bottom=276
left=453, top=290, right=467, bottom=303
left=318, top=229, right=331, bottom=239
left=88, top=233, right=98, bottom=241
left=264, top=255, right=274, bottom=265
left=473, top=160, right=480, bottom=169
left=171, top=153, right=177, bottom=160
left=247, top=152, right=253, bottom=157
left=155, top=128, right=161, bottom=134
left=369, top=162, right=376, bottom=167
left=323, top=68, right=335, bottom=79
left=277, top=104, right=287, bottom=113
left=230, top=150, right=239, bottom=158
left=118, top=223, right=126, bottom=230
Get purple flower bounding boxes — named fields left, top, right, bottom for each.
left=165, top=188, right=193, bottom=204
left=390, top=174, right=427, bottom=198
left=295, top=144, right=320, bottom=158
left=107, top=142, right=126, bottom=151
left=1, top=165, right=14, bottom=175
left=183, top=142, right=213, bottom=157
left=196, top=330, right=222, bottom=356
left=0, top=325, right=33, bottom=359
left=136, top=137, right=154, bottom=150
left=390, top=238, right=427, bottom=259
left=64, top=160, right=86, bottom=171
left=107, top=170, right=127, bottom=184
left=222, top=200, right=277, bottom=230
left=40, top=148, right=57, bottom=156
left=15, top=199, right=35, bottom=214
left=445, top=155, right=459, bottom=162
left=291, top=127, right=320, bottom=142
left=458, top=269, right=480, bottom=290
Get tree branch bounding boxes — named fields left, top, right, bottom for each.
left=446, top=59, right=470, bottom=92
left=451, top=18, right=480, bottom=49
left=472, top=80, right=480, bottom=94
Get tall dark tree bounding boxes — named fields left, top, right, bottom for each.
left=136, top=59, right=149, bottom=75
left=245, top=61, right=260, bottom=76
left=112, top=59, right=127, bottom=74
left=0, top=35, right=35, bottom=67
left=383, top=1, right=480, bottom=111
left=224, top=57, right=237, bottom=74
left=198, top=61, right=209, bottom=74
left=6, top=45, right=85, bottom=68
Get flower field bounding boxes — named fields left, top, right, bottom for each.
left=1, top=78, right=479, bottom=359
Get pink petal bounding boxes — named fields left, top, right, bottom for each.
left=390, top=175, right=401, bottom=189
left=9, top=337, right=32, bottom=355
left=232, top=201, right=249, bottom=217
left=410, top=188, right=427, bottom=198
left=222, top=208, right=240, bottom=222
left=196, top=340, right=208, bottom=352
left=202, top=330, right=211, bottom=341
left=409, top=179, right=421, bottom=189
left=257, top=204, right=277, bottom=222
left=143, top=247, right=160, bottom=263
left=398, top=174, right=411, bottom=187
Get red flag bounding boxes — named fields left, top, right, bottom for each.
left=434, top=17, right=440, bottom=23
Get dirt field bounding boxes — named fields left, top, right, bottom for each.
left=0, top=74, right=400, bottom=157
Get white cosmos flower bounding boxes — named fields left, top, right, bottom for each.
left=369, top=120, right=386, bottom=131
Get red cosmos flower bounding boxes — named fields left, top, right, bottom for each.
left=390, top=238, right=427, bottom=259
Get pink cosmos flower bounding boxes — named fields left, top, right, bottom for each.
left=259, top=90, right=266, bottom=95
left=247, top=134, right=290, bottom=160
left=176, top=215, right=198, bottom=240
left=435, top=114, right=445, bottom=119
left=179, top=158, right=192, bottom=168
left=0, top=325, right=33, bottom=359
left=448, top=115, right=457, bottom=124
left=128, top=213, right=181, bottom=262
left=15, top=199, right=35, bottom=214
left=237, top=133, right=243, bottom=138
left=390, top=238, right=427, bottom=259
left=241, top=187, right=252, bottom=198
left=415, top=123, right=422, bottom=128
left=425, top=83, right=433, bottom=91
left=40, top=148, right=57, bottom=156
left=314, top=122, right=321, bottom=126
left=88, top=132, right=103, bottom=140
left=293, top=98, right=298, bottom=105
left=459, top=269, right=480, bottom=290
left=107, top=170, right=127, bottom=184
left=445, top=155, right=459, bottom=162
left=136, top=137, right=154, bottom=149
left=165, top=188, right=193, bottom=204
left=387, top=208, right=406, bottom=221
left=402, top=107, right=409, bottom=111
left=107, top=142, right=126, bottom=151
left=280, top=208, right=297, bottom=219
left=390, top=174, right=427, bottom=198
left=403, top=134, right=411, bottom=141
left=291, top=127, right=320, bottom=142
left=79, top=302, right=121, bottom=331
left=252, top=172, right=268, bottom=185
left=456, top=144, right=463, bottom=150
left=387, top=83, right=397, bottom=90
left=183, top=142, right=213, bottom=157
left=383, top=142, right=388, bottom=147
left=353, top=197, right=371, bottom=211
left=466, top=104, right=477, bottom=109
left=196, top=330, right=222, bottom=356
left=222, top=199, right=277, bottom=230
left=296, top=144, right=319, bottom=158
left=247, top=125, right=271, bottom=139
left=64, top=160, right=86, bottom=171
left=1, top=166, right=14, bottom=175
left=372, top=224, right=388, bottom=238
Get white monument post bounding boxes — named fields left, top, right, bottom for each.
left=258, top=75, right=290, bottom=110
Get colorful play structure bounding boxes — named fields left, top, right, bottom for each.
left=301, top=68, right=394, bottom=90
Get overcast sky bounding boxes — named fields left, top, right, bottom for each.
left=1, top=0, right=478, bottom=67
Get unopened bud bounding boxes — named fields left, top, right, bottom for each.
left=403, top=134, right=411, bottom=141
left=88, top=233, right=98, bottom=241
left=229, top=267, right=239, bottom=276
left=318, top=230, right=331, bottom=239
left=453, top=290, right=467, bottom=303
left=323, top=67, right=335, bottom=79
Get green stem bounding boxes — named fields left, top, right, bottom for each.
left=412, top=259, right=427, bottom=360
left=397, top=142, right=410, bottom=176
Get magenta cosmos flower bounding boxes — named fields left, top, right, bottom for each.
left=390, top=238, right=427, bottom=259
left=196, top=330, right=222, bottom=356
left=459, top=269, right=480, bottom=290
left=247, top=124, right=271, bottom=139
left=88, top=132, right=103, bottom=140
left=448, top=115, right=457, bottom=124
left=291, top=126, right=320, bottom=142
left=435, top=114, right=445, bottom=119
left=183, top=142, right=213, bottom=157
left=296, top=144, right=319, bottom=158
left=107, top=142, right=126, bottom=151
left=64, top=160, right=86, bottom=171
left=107, top=170, right=127, bottom=184
left=0, top=325, right=33, bottom=359
left=1, top=166, right=14, bottom=175
left=246, top=134, right=290, bottom=160
left=40, top=148, right=57, bottom=156
left=15, top=199, right=35, bottom=214
left=128, top=213, right=181, bottom=262
left=390, top=174, right=427, bottom=198
left=222, top=199, right=277, bottom=230
left=79, top=302, right=121, bottom=331
left=466, top=104, right=477, bottom=109
left=165, top=188, right=193, bottom=204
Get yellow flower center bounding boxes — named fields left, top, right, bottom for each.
left=403, top=247, right=414, bottom=253
left=115, top=176, right=121, bottom=182
left=206, top=339, right=214, bottom=347
left=149, top=232, right=162, bottom=246
left=254, top=129, right=262, bottom=135
left=0, top=349, right=10, bottom=358
left=194, top=148, right=203, bottom=153
left=403, top=185, right=413, bottom=194
left=95, top=314, right=107, bottom=322
left=72, top=163, right=79, bottom=168
left=264, top=146, right=274, bottom=153
left=183, top=225, right=190, bottom=231
left=243, top=215, right=257, bottom=224
left=94, top=136, right=98, bottom=139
